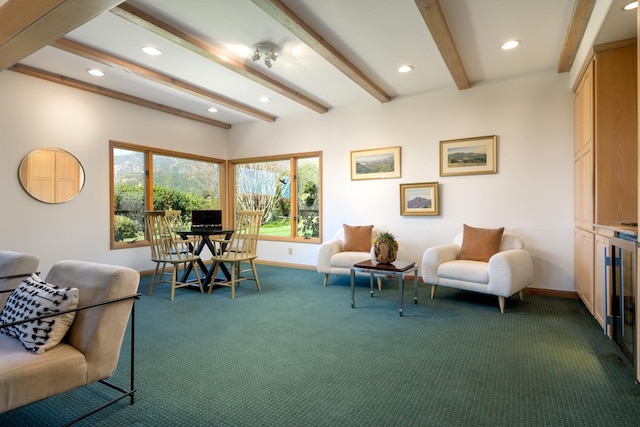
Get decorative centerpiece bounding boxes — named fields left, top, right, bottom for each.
left=370, top=231, right=398, bottom=264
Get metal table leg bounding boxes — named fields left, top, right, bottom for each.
left=399, top=274, right=404, bottom=316
left=370, top=273, right=375, bottom=297
left=350, top=268, right=356, bottom=308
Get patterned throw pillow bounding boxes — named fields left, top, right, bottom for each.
left=0, top=274, right=79, bottom=354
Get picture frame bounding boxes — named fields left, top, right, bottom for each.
left=400, top=182, right=439, bottom=216
left=439, top=135, right=497, bottom=177
left=350, top=146, right=401, bottom=180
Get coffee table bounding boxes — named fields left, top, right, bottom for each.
left=350, top=259, right=419, bottom=316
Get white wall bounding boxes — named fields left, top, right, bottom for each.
left=0, top=71, right=228, bottom=274
left=1, top=69, right=574, bottom=291
left=230, top=71, right=575, bottom=291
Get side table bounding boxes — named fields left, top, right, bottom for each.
left=350, top=259, right=419, bottom=316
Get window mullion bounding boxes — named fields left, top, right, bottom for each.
left=145, top=151, right=153, bottom=211
left=290, top=157, right=298, bottom=238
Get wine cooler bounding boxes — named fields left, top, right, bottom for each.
left=607, top=234, right=638, bottom=377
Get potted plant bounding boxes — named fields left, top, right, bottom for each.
left=371, top=231, right=398, bottom=264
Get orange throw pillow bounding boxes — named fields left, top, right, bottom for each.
left=458, top=224, right=505, bottom=262
left=343, top=224, right=374, bottom=252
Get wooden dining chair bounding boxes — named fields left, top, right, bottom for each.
left=144, top=211, right=203, bottom=301
left=208, top=210, right=263, bottom=299
left=165, top=209, right=202, bottom=249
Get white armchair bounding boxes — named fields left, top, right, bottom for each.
left=317, top=225, right=386, bottom=288
left=421, top=230, right=533, bottom=313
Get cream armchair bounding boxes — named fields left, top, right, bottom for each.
left=317, top=225, right=386, bottom=288
left=421, top=229, right=533, bottom=313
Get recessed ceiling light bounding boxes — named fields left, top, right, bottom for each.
left=207, top=107, right=218, bottom=113
left=87, top=69, right=104, bottom=77
left=259, top=96, right=271, bottom=103
left=501, top=40, right=520, bottom=50
left=398, top=65, right=414, bottom=73
left=623, top=1, right=638, bottom=11
left=142, top=46, right=162, bottom=56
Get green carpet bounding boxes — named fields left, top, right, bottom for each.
left=2, top=264, right=640, bottom=426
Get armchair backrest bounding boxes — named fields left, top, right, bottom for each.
left=453, top=232, right=525, bottom=252
left=0, top=251, right=40, bottom=307
left=45, top=260, right=140, bottom=383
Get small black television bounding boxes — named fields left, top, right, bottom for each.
left=191, top=210, right=222, bottom=231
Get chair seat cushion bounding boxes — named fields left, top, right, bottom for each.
left=331, top=252, right=371, bottom=268
left=438, top=260, right=489, bottom=284
left=0, top=335, right=87, bottom=413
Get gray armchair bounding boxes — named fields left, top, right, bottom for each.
left=0, top=250, right=40, bottom=307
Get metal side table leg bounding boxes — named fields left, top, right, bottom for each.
left=370, top=273, right=375, bottom=297
left=350, top=268, right=356, bottom=308
left=399, top=275, right=404, bottom=316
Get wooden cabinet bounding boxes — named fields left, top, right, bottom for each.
left=575, top=228, right=594, bottom=313
left=573, top=40, right=637, bottom=321
left=594, top=231, right=611, bottom=329
left=594, top=43, right=638, bottom=226
left=574, top=61, right=594, bottom=231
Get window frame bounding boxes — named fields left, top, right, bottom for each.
left=109, top=140, right=227, bottom=249
left=229, top=151, right=322, bottom=243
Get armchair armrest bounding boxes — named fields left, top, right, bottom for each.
left=316, top=239, right=344, bottom=273
left=0, top=272, right=39, bottom=280
left=421, top=244, right=459, bottom=284
left=0, top=293, right=141, bottom=329
left=487, top=249, right=533, bottom=297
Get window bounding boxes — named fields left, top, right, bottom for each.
left=110, top=141, right=225, bottom=248
left=230, top=152, right=321, bottom=242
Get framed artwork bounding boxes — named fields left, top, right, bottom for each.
left=350, top=146, right=401, bottom=180
left=400, top=182, right=439, bottom=216
left=439, top=135, right=497, bottom=177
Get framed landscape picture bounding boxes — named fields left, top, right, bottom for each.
left=439, top=135, right=497, bottom=176
left=350, top=146, right=401, bottom=180
left=400, top=182, right=439, bottom=216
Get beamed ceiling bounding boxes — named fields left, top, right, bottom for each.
left=0, top=0, right=636, bottom=129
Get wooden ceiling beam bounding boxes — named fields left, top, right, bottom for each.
left=557, top=0, right=596, bottom=73
left=52, top=38, right=276, bottom=122
left=112, top=3, right=328, bottom=114
left=10, top=64, right=231, bottom=129
left=414, top=0, right=470, bottom=90
left=250, top=0, right=391, bottom=103
left=0, top=0, right=125, bottom=71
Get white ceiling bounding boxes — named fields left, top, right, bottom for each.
left=12, top=0, right=639, bottom=128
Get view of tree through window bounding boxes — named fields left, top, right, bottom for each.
left=111, top=142, right=222, bottom=247
left=296, top=157, right=319, bottom=238
left=232, top=153, right=321, bottom=240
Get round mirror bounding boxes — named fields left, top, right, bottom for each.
left=18, top=148, right=85, bottom=204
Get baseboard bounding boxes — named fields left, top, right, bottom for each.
left=522, top=287, right=580, bottom=299
left=254, top=259, right=316, bottom=270
left=140, top=261, right=579, bottom=299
